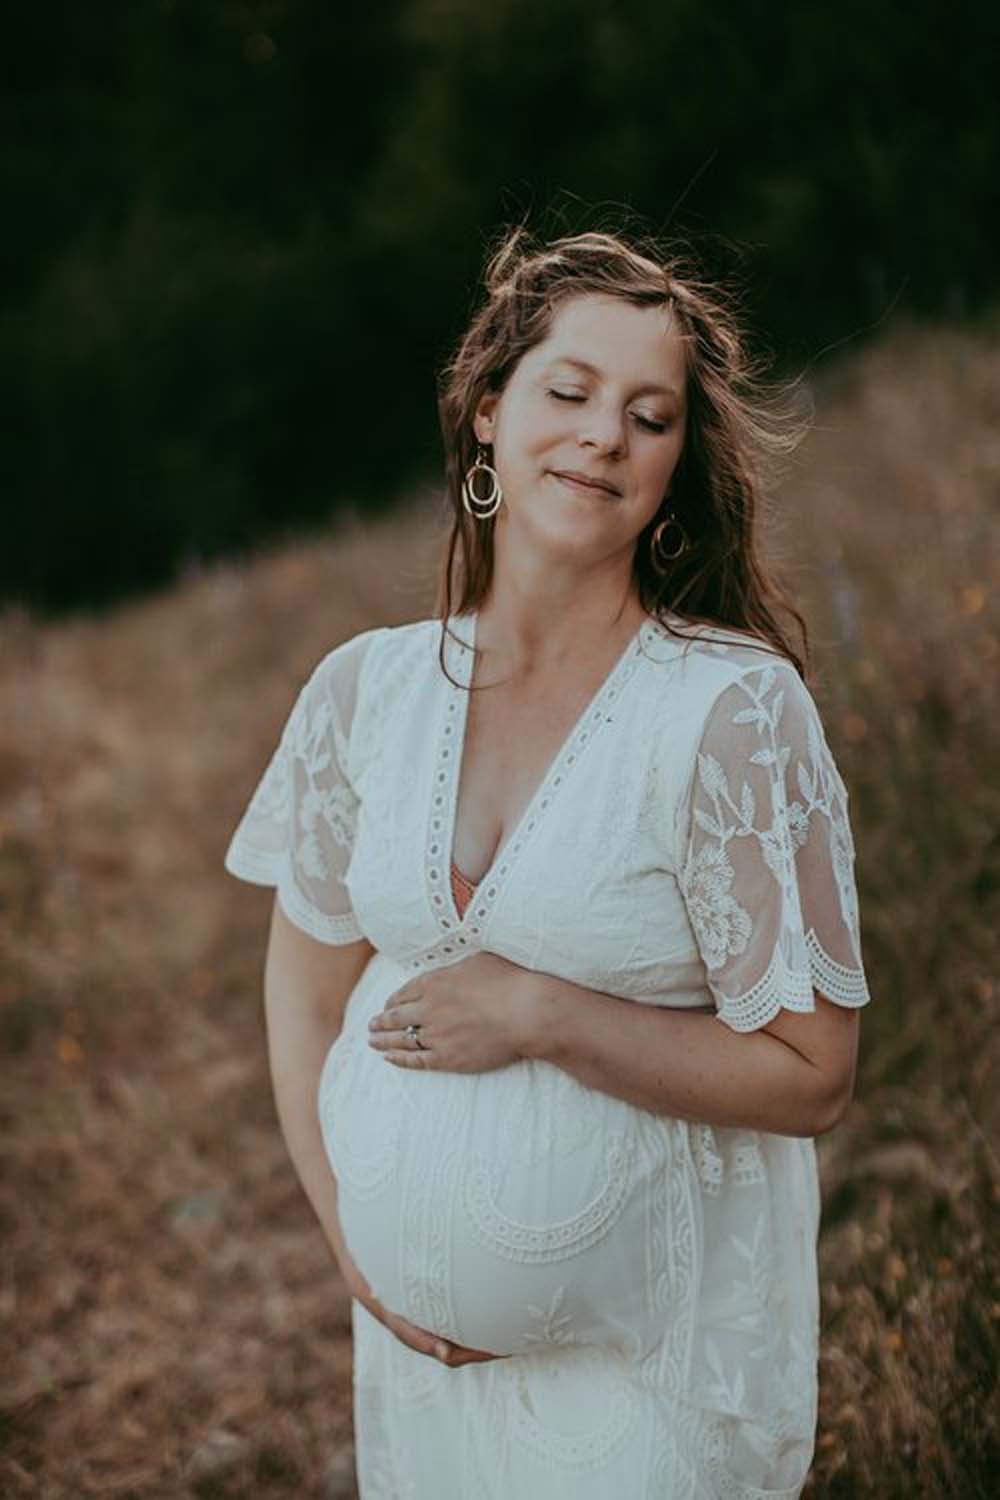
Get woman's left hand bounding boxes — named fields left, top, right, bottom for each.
left=367, top=951, right=537, bottom=1073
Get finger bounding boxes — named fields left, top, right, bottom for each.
left=380, top=1304, right=504, bottom=1365
left=437, top=1343, right=507, bottom=1366
left=382, top=978, right=419, bottom=1005
left=367, top=1026, right=431, bottom=1062
left=383, top=1310, right=452, bottom=1363
left=381, top=1049, right=433, bottom=1069
left=368, top=1019, right=426, bottom=1050
left=368, top=998, right=423, bottom=1036
left=388, top=1318, right=500, bottom=1366
left=381, top=1308, right=438, bottom=1356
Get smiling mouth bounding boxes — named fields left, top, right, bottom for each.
left=550, top=471, right=620, bottom=497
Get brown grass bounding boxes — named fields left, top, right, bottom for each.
left=1, top=315, right=997, bottom=1497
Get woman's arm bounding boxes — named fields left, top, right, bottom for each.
left=516, top=969, right=860, bottom=1138
left=265, top=901, right=498, bottom=1365
left=263, top=899, right=374, bottom=1273
left=370, top=953, right=860, bottom=1139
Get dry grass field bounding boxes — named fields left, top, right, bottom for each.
left=1, top=315, right=997, bottom=1497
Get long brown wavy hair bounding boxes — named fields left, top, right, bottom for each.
left=434, top=223, right=814, bottom=685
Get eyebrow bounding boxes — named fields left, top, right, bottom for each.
left=545, top=356, right=684, bottom=402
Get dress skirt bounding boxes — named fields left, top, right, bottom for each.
left=349, top=1242, right=816, bottom=1500
left=338, top=869, right=821, bottom=1498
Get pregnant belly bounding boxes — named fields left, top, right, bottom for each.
left=318, top=955, right=702, bottom=1359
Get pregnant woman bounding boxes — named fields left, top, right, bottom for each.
left=224, top=226, right=871, bottom=1497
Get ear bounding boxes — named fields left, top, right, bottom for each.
left=472, top=390, right=500, bottom=446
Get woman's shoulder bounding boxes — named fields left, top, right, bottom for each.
left=652, top=609, right=790, bottom=659
left=645, top=611, right=805, bottom=701
left=658, top=616, right=839, bottom=776
left=309, top=615, right=440, bottom=689
left=303, top=616, right=463, bottom=744
left=636, top=614, right=827, bottom=783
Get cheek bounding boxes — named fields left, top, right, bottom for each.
left=495, top=411, right=544, bottom=468
left=637, top=448, right=678, bottom=499
left=654, top=433, right=685, bottom=485
left=518, top=409, right=564, bottom=453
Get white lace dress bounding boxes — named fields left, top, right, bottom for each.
left=223, top=610, right=871, bottom=1499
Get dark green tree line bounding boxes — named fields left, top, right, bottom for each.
left=2, top=0, right=996, bottom=612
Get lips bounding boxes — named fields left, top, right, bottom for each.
left=551, top=469, right=621, bottom=497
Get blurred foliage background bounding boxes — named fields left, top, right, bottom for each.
left=3, top=0, right=997, bottom=615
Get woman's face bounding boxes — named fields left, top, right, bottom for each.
left=472, top=292, right=687, bottom=571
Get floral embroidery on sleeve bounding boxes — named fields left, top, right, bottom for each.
left=682, top=841, right=754, bottom=971
left=293, top=713, right=360, bottom=879
left=224, top=647, right=366, bottom=946
left=680, top=663, right=871, bottom=1031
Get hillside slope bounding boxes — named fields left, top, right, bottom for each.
left=1, top=317, right=997, bottom=1498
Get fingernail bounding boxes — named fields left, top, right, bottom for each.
left=436, top=1342, right=449, bottom=1359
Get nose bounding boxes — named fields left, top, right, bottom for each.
left=577, top=399, right=626, bottom=457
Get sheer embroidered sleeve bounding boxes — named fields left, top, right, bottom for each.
left=223, top=630, right=380, bottom=945
left=678, top=659, right=872, bottom=1032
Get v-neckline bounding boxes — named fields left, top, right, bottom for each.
left=425, top=608, right=654, bottom=939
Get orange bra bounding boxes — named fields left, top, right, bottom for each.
left=449, top=860, right=478, bottom=919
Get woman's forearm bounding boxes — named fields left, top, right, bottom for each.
left=516, top=973, right=835, bottom=1138
left=263, top=993, right=364, bottom=1280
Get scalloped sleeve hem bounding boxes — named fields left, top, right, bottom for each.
left=712, top=933, right=872, bottom=1033
left=224, top=840, right=365, bottom=946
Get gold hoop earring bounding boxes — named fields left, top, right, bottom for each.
left=650, top=511, right=689, bottom=574
left=462, top=443, right=503, bottom=519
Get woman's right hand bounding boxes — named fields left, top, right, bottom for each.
left=364, top=1293, right=504, bottom=1368
left=336, top=1242, right=503, bottom=1367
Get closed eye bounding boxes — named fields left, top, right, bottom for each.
left=546, top=389, right=668, bottom=434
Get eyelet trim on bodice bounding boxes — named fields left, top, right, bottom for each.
left=415, top=615, right=673, bottom=975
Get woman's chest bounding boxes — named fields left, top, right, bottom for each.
left=451, top=669, right=634, bottom=886
left=342, top=648, right=705, bottom=997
